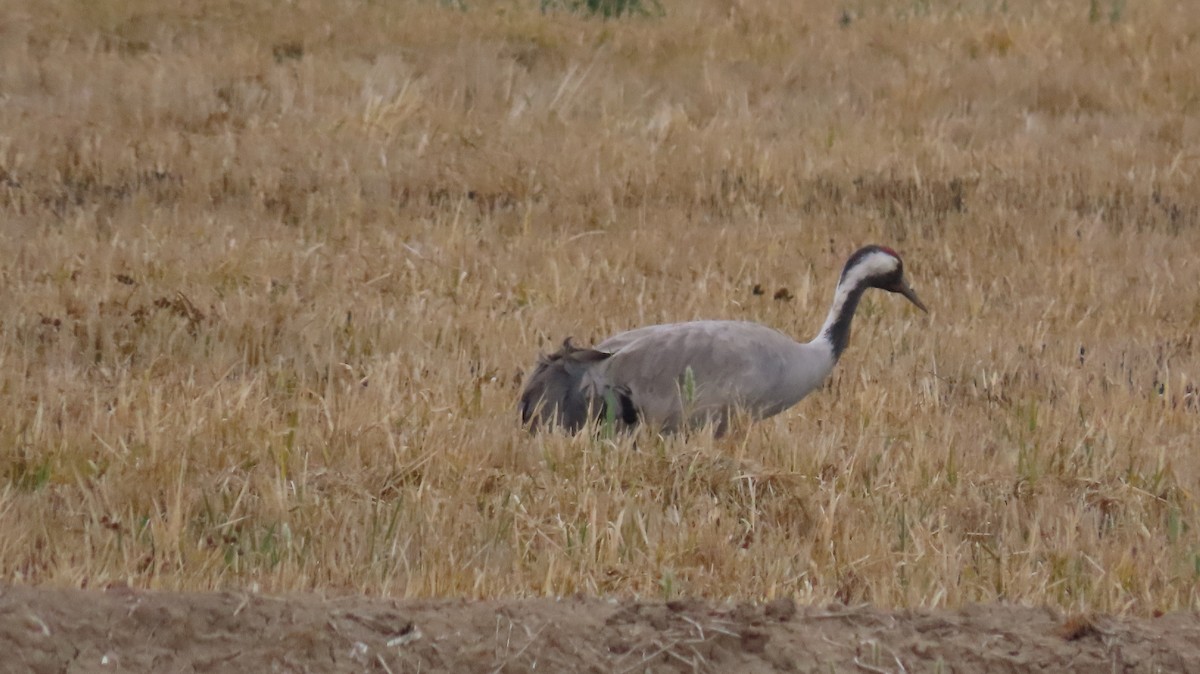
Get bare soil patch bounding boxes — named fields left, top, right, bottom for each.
left=3, top=585, right=1197, bottom=673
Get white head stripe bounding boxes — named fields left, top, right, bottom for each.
left=841, top=251, right=899, bottom=289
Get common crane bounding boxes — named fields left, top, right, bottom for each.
left=519, top=245, right=926, bottom=434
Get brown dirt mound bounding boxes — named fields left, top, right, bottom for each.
left=2, top=586, right=1198, bottom=673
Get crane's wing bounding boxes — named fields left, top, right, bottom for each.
left=591, top=321, right=832, bottom=430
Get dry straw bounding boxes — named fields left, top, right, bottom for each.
left=0, top=0, right=1197, bottom=613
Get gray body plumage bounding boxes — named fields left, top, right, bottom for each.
left=519, top=245, right=926, bottom=434
left=588, top=321, right=834, bottom=432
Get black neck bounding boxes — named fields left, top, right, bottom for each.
left=819, top=282, right=869, bottom=361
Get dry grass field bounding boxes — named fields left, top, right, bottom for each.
left=2, top=0, right=1200, bottom=647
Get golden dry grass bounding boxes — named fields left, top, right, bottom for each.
left=1, top=0, right=1198, bottom=614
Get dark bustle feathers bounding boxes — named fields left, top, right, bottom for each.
left=519, top=339, right=638, bottom=432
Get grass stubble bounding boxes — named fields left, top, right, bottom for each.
left=0, top=0, right=1198, bottom=615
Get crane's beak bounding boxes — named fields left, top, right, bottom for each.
left=897, top=279, right=927, bottom=313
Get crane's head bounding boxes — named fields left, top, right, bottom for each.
left=841, top=245, right=927, bottom=312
